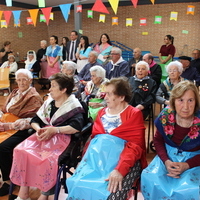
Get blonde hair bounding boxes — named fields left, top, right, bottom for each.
left=169, top=80, right=200, bottom=112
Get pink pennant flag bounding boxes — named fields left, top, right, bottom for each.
left=3, top=11, right=12, bottom=26
left=131, top=0, right=138, bottom=8
left=41, top=7, right=52, bottom=25
left=92, top=0, right=110, bottom=14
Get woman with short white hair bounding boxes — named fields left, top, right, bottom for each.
left=156, top=61, right=185, bottom=106
left=82, top=65, right=108, bottom=120
left=129, top=61, right=157, bottom=119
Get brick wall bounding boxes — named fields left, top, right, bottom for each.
left=0, top=2, right=199, bottom=59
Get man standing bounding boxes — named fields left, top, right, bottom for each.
left=66, top=30, right=80, bottom=62
left=104, top=47, right=129, bottom=79
left=128, top=47, right=143, bottom=76
left=179, top=55, right=200, bottom=86
left=190, top=49, right=200, bottom=73
left=143, top=53, right=162, bottom=89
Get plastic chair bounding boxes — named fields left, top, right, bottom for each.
left=0, top=67, right=11, bottom=94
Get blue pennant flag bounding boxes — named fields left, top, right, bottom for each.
left=12, top=10, right=22, bottom=27
left=59, top=4, right=72, bottom=23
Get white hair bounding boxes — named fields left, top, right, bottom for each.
left=40, top=40, right=47, bottom=45
left=15, top=68, right=33, bottom=79
left=89, top=51, right=98, bottom=58
left=62, top=61, right=77, bottom=75
left=135, top=61, right=149, bottom=71
left=166, top=61, right=183, bottom=73
left=111, top=47, right=122, bottom=56
left=89, top=65, right=105, bottom=79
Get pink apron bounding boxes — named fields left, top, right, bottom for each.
left=46, top=57, right=60, bottom=78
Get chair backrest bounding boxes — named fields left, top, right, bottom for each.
left=0, top=68, right=10, bottom=85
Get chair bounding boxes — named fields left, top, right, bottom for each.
left=54, top=101, right=93, bottom=200
left=0, top=68, right=11, bottom=94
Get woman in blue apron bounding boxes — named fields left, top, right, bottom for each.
left=141, top=80, right=200, bottom=200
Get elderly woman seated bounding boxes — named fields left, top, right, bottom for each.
left=156, top=61, right=184, bottom=106
left=25, top=50, right=41, bottom=78
left=82, top=65, right=108, bottom=120
left=0, top=69, right=43, bottom=196
left=129, top=61, right=157, bottom=120
left=10, top=73, right=84, bottom=200
left=141, top=80, right=200, bottom=200
left=67, top=77, right=147, bottom=200
left=61, top=61, right=81, bottom=98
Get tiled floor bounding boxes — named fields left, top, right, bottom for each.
left=0, top=81, right=157, bottom=200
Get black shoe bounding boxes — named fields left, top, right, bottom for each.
left=8, top=194, right=18, bottom=200
left=0, top=182, right=10, bottom=196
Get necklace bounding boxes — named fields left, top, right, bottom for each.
left=176, top=115, right=194, bottom=128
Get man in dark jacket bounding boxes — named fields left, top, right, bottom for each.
left=143, top=53, right=162, bottom=90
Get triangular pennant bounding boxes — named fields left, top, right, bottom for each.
left=150, top=0, right=155, bottom=4
left=0, top=11, right=3, bottom=20
left=59, top=4, right=72, bottom=23
left=3, top=11, right=12, bottom=26
left=6, top=0, right=12, bottom=6
left=28, top=9, right=39, bottom=27
left=91, top=0, right=109, bottom=14
left=41, top=7, right=52, bottom=25
left=12, top=10, right=22, bottom=27
left=131, top=0, right=138, bottom=8
left=108, top=0, right=119, bottom=15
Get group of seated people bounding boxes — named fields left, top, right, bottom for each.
left=0, top=35, right=200, bottom=200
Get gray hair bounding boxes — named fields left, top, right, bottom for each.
left=15, top=68, right=33, bottom=79
left=40, top=40, right=47, bottom=45
left=89, top=65, right=105, bottom=79
left=62, top=61, right=77, bottom=75
left=166, top=61, right=183, bottom=74
left=135, top=61, right=149, bottom=71
left=111, top=47, right=122, bottom=56
left=89, top=51, right=98, bottom=58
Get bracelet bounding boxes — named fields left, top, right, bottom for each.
left=57, top=127, right=60, bottom=134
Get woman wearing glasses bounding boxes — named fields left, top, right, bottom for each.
left=156, top=61, right=185, bottom=106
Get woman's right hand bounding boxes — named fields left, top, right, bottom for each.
left=36, top=127, right=56, bottom=141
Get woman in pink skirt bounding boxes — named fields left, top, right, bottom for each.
left=10, top=73, right=84, bottom=200
left=45, top=35, right=62, bottom=78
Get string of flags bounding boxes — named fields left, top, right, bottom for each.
left=0, top=0, right=196, bottom=28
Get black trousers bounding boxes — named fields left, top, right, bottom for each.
left=0, top=129, right=32, bottom=181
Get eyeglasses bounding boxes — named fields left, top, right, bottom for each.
left=110, top=53, right=119, bottom=55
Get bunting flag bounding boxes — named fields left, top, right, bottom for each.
left=1, top=20, right=7, bottom=28
left=28, top=9, right=39, bottom=26
left=0, top=11, right=3, bottom=20
left=40, top=14, right=46, bottom=22
left=112, top=17, right=118, bottom=25
left=170, top=11, right=178, bottom=21
left=76, top=5, right=82, bottom=13
left=6, top=0, right=12, bottom=7
left=131, top=0, right=138, bottom=8
left=50, top=12, right=54, bottom=20
left=154, top=16, right=162, bottom=24
left=99, top=14, right=106, bottom=22
left=142, top=32, right=148, bottom=35
left=87, top=10, right=93, bottom=18
left=4, top=11, right=12, bottom=26
left=41, top=7, right=52, bottom=25
left=126, top=18, right=133, bottom=26
left=59, top=4, right=72, bottom=23
left=92, top=0, right=109, bottom=14
left=150, top=0, right=155, bottom=4
left=108, top=0, right=119, bottom=15
left=12, top=10, right=22, bottom=27
left=140, top=18, right=146, bottom=26
left=26, top=17, right=33, bottom=25
left=38, top=0, right=45, bottom=8
left=187, top=5, right=195, bottom=15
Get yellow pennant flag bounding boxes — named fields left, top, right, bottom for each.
left=170, top=12, right=178, bottom=21
left=99, top=14, right=105, bottom=23
left=1, top=20, right=7, bottom=28
left=108, top=0, right=119, bottom=15
left=50, top=12, right=54, bottom=20
left=150, top=0, right=155, bottom=4
left=126, top=18, right=133, bottom=27
left=28, top=9, right=39, bottom=27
